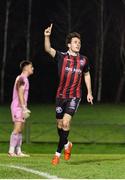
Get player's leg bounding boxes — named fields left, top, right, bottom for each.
left=56, top=119, right=63, bottom=153
left=51, top=98, right=64, bottom=165
left=52, top=98, right=80, bottom=164
left=16, top=130, right=23, bottom=155
left=52, top=107, right=72, bottom=164
left=9, top=107, right=29, bottom=157
left=15, top=122, right=30, bottom=157
left=56, top=98, right=65, bottom=155
left=8, top=121, right=23, bottom=157
left=62, top=113, right=72, bottom=160
left=15, top=122, right=24, bottom=155
left=63, top=98, right=81, bottom=160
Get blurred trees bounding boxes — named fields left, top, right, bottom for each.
left=0, top=0, right=31, bottom=103
left=26, top=0, right=32, bottom=60
left=0, top=0, right=11, bottom=103
left=1, top=0, right=125, bottom=103
left=115, top=0, right=125, bottom=102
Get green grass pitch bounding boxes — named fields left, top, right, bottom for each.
left=1, top=103, right=125, bottom=178
left=1, top=154, right=125, bottom=178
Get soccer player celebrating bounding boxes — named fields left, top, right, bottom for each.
left=44, top=24, right=93, bottom=165
left=8, top=60, right=34, bottom=157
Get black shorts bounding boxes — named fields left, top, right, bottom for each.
left=56, top=97, right=81, bottom=119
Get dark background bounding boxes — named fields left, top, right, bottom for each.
left=0, top=0, right=125, bottom=104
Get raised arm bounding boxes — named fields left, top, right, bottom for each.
left=44, top=24, right=56, bottom=58
left=84, top=72, right=93, bottom=104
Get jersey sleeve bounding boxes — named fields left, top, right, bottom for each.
left=16, top=76, right=26, bottom=90
left=83, top=57, right=90, bottom=73
left=54, top=51, right=63, bottom=62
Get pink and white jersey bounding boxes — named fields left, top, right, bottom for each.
left=11, top=74, right=29, bottom=109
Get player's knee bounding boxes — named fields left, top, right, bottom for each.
left=57, top=123, right=63, bottom=129
left=62, top=120, right=70, bottom=130
left=57, top=119, right=63, bottom=128
left=13, top=131, right=20, bottom=135
left=13, top=127, right=22, bottom=134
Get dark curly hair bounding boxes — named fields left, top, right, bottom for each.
left=65, top=32, right=81, bottom=47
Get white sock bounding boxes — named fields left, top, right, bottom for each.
left=64, top=141, right=70, bottom=149
left=16, top=146, right=22, bottom=154
left=9, top=146, right=15, bottom=154
left=55, top=152, right=61, bottom=157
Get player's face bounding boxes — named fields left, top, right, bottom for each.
left=27, top=64, right=34, bottom=75
left=68, top=37, right=81, bottom=53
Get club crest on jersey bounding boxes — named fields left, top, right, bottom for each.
left=56, top=107, right=63, bottom=113
left=80, top=60, right=86, bottom=66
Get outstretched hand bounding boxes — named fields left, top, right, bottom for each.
left=44, top=23, right=53, bottom=36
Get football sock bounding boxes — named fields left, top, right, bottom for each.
left=9, top=132, right=20, bottom=153
left=16, top=146, right=21, bottom=154
left=16, top=133, right=22, bottom=154
left=17, top=133, right=22, bottom=146
left=56, top=128, right=63, bottom=153
left=57, top=127, right=63, bottom=137
left=62, top=129, right=69, bottom=145
left=64, top=141, right=70, bottom=149
left=57, top=129, right=69, bottom=153
left=55, top=152, right=61, bottom=157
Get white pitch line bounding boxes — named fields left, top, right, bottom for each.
left=0, top=164, right=60, bottom=179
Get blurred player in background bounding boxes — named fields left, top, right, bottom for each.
left=8, top=60, right=34, bottom=157
left=44, top=24, right=93, bottom=165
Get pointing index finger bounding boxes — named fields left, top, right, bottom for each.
left=50, top=23, right=53, bottom=29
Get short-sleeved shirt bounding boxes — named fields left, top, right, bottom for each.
left=11, top=74, right=29, bottom=110
left=10, top=74, right=29, bottom=122
left=55, top=51, right=90, bottom=99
